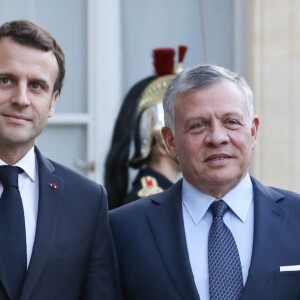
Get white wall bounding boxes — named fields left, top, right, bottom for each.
left=121, top=0, right=244, bottom=95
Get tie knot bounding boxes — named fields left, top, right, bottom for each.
left=210, top=199, right=228, bottom=218
left=0, top=166, right=20, bottom=188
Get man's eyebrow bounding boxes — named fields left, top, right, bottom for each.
left=31, top=78, right=49, bottom=86
left=223, top=112, right=244, bottom=118
left=0, top=72, right=15, bottom=77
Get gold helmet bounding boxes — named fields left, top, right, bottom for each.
left=129, top=46, right=187, bottom=168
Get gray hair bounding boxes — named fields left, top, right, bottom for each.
left=162, top=64, right=254, bottom=132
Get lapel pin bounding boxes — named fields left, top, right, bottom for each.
left=50, top=183, right=57, bottom=189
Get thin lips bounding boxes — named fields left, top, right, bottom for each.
left=205, top=153, right=231, bottom=161
left=3, top=113, right=31, bottom=121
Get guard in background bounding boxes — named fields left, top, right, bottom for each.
left=105, top=46, right=187, bottom=209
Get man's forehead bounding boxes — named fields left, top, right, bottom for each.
left=0, top=38, right=58, bottom=70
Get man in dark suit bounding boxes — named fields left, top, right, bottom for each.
left=0, top=20, right=119, bottom=299
left=110, top=64, right=300, bottom=299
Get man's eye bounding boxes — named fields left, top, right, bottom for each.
left=0, top=77, right=11, bottom=85
left=31, top=82, right=43, bottom=90
left=226, top=119, right=241, bottom=128
left=227, top=119, right=239, bottom=125
left=192, top=122, right=205, bottom=129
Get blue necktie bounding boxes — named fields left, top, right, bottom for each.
left=0, top=166, right=27, bottom=300
left=208, top=200, right=243, bottom=300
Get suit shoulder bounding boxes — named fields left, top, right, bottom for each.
left=110, top=196, right=149, bottom=217
left=49, top=159, right=99, bottom=186
left=44, top=159, right=108, bottom=208
left=111, top=179, right=182, bottom=214
left=251, top=176, right=300, bottom=203
left=270, top=186, right=300, bottom=201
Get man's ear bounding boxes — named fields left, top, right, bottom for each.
left=48, top=90, right=60, bottom=118
left=156, top=140, right=169, bottom=156
left=251, top=116, right=260, bottom=149
left=161, top=127, right=177, bottom=159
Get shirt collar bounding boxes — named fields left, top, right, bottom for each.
left=0, top=147, right=37, bottom=182
left=182, top=174, right=253, bottom=225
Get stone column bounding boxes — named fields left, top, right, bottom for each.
left=247, top=0, right=300, bottom=192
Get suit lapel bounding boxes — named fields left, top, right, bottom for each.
left=20, top=147, right=63, bottom=300
left=241, top=178, right=289, bottom=299
left=145, top=180, right=200, bottom=300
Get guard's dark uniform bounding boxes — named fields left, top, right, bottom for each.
left=124, top=168, right=173, bottom=204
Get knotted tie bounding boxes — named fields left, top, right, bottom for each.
left=208, top=200, right=243, bottom=300
left=0, top=166, right=27, bottom=300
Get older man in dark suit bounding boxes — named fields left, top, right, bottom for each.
left=110, top=64, right=300, bottom=300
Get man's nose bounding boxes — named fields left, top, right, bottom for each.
left=204, top=124, right=229, bottom=146
left=11, top=84, right=30, bottom=106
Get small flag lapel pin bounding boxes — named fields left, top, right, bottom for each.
left=50, top=183, right=57, bottom=189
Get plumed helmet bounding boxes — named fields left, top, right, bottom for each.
left=129, top=46, right=187, bottom=168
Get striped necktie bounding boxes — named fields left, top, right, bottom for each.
left=208, top=199, right=243, bottom=300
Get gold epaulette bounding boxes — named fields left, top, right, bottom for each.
left=137, top=176, right=163, bottom=198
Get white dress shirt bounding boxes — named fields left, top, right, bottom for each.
left=0, top=147, right=39, bottom=267
left=182, top=174, right=254, bottom=300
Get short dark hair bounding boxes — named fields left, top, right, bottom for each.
left=0, top=20, right=65, bottom=94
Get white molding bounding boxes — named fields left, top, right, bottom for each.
left=47, top=113, right=90, bottom=125
left=87, top=0, right=122, bottom=183
left=234, top=0, right=246, bottom=74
